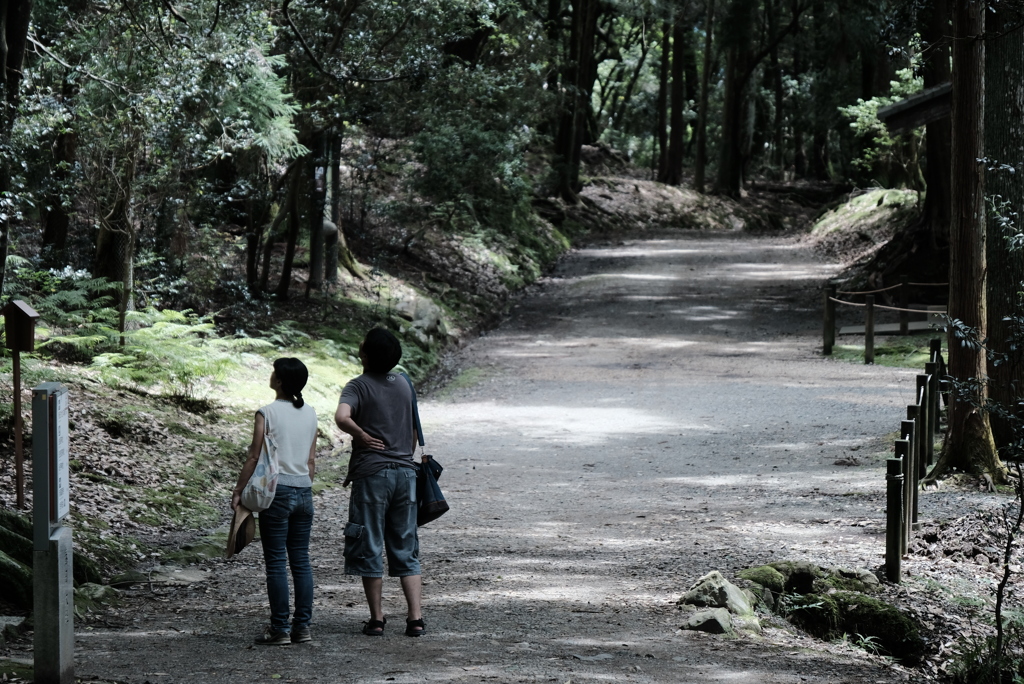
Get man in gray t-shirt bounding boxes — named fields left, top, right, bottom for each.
left=339, top=370, right=416, bottom=485
left=335, top=328, right=425, bottom=637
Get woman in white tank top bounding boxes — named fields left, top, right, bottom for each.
left=231, top=358, right=318, bottom=645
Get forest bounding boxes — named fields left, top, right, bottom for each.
left=0, top=0, right=1020, bottom=478
left=1, top=0, right=1024, bottom=679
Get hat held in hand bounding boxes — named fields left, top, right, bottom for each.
left=226, top=505, right=255, bottom=558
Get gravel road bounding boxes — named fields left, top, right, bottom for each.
left=75, top=231, right=922, bottom=683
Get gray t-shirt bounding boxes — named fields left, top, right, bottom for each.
left=339, top=371, right=416, bottom=483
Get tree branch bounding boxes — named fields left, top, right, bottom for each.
left=161, top=0, right=188, bottom=24
left=740, top=0, right=811, bottom=87
left=282, top=0, right=408, bottom=84
left=27, top=35, right=127, bottom=100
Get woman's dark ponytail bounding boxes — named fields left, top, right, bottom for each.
left=273, top=358, right=309, bottom=409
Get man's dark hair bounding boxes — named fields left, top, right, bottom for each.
left=361, top=328, right=402, bottom=373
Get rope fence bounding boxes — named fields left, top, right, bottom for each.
left=836, top=282, right=949, bottom=296
left=885, top=339, right=945, bottom=583
left=823, top=277, right=949, bottom=363
left=828, top=297, right=943, bottom=315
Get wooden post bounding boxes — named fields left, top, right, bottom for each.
left=823, top=284, right=836, bottom=355
left=925, top=361, right=940, bottom=444
left=899, top=275, right=909, bottom=335
left=3, top=300, right=40, bottom=510
left=929, top=337, right=942, bottom=364
left=13, top=348, right=23, bottom=509
left=865, top=295, right=875, bottom=364
left=886, top=457, right=904, bottom=583
left=918, top=374, right=932, bottom=465
left=908, top=404, right=926, bottom=480
left=902, top=419, right=919, bottom=528
left=895, top=439, right=911, bottom=554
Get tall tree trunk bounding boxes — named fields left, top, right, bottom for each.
left=0, top=0, right=34, bottom=299
left=985, top=3, right=1024, bottom=459
left=260, top=167, right=297, bottom=294
left=694, top=0, right=715, bottom=193
left=545, top=0, right=564, bottom=124
left=656, top=22, right=671, bottom=181
left=921, top=0, right=952, bottom=250
left=810, top=1, right=829, bottom=180
left=41, top=128, right=74, bottom=266
left=328, top=129, right=364, bottom=280
left=553, top=0, right=600, bottom=201
left=665, top=17, right=687, bottom=186
left=791, top=0, right=806, bottom=177
left=715, top=38, right=751, bottom=196
left=768, top=0, right=784, bottom=169
left=306, top=133, right=327, bottom=296
left=682, top=32, right=699, bottom=158
left=932, top=0, right=1004, bottom=483
left=610, top=35, right=649, bottom=132
left=276, top=163, right=304, bottom=300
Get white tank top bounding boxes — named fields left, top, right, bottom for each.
left=258, top=400, right=318, bottom=488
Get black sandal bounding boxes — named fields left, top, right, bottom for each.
left=405, top=618, right=425, bottom=637
left=362, top=618, right=386, bottom=636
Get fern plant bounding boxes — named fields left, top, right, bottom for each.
left=91, top=308, right=272, bottom=411
left=3, top=264, right=120, bottom=361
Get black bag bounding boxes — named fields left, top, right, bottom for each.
left=401, top=373, right=449, bottom=526
left=417, top=454, right=449, bottom=526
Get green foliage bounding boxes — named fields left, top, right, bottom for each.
left=737, top=565, right=786, bottom=594
left=837, top=632, right=883, bottom=655
left=951, top=611, right=1024, bottom=684
left=89, top=308, right=272, bottom=410
left=410, top=64, right=535, bottom=232
left=831, top=335, right=945, bottom=369
left=838, top=65, right=925, bottom=188
left=266, top=320, right=313, bottom=348
left=2, top=264, right=119, bottom=361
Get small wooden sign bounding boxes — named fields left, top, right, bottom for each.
left=2, top=299, right=40, bottom=352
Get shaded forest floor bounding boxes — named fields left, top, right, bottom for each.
left=0, top=170, right=1009, bottom=682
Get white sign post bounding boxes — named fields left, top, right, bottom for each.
left=32, top=382, right=73, bottom=684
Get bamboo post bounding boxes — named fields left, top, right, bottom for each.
left=14, top=348, right=24, bottom=509
left=908, top=404, right=926, bottom=480
left=823, top=284, right=836, bottom=355
left=902, top=418, right=919, bottom=528
left=917, top=374, right=932, bottom=465
left=899, top=275, right=909, bottom=335
left=895, top=439, right=911, bottom=554
left=865, top=295, right=875, bottom=364
left=925, top=361, right=940, bottom=443
left=886, top=457, right=904, bottom=583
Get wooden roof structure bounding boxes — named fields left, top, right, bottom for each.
left=876, top=82, right=952, bottom=135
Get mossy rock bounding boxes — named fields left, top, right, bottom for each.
left=0, top=510, right=32, bottom=539
left=109, top=569, right=149, bottom=587
left=73, top=551, right=104, bottom=585
left=787, top=591, right=924, bottom=664
left=0, top=550, right=32, bottom=609
left=165, top=536, right=225, bottom=565
left=75, top=583, right=120, bottom=612
left=822, top=567, right=880, bottom=594
left=0, top=523, right=103, bottom=585
left=769, top=560, right=824, bottom=594
left=0, top=657, right=33, bottom=680
left=0, top=524, right=32, bottom=566
left=738, top=565, right=785, bottom=594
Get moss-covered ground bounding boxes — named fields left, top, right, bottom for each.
left=830, top=334, right=946, bottom=369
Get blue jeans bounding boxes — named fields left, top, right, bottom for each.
left=259, top=485, right=314, bottom=632
left=344, top=465, right=420, bottom=577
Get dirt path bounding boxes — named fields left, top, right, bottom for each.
left=76, top=231, right=920, bottom=683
